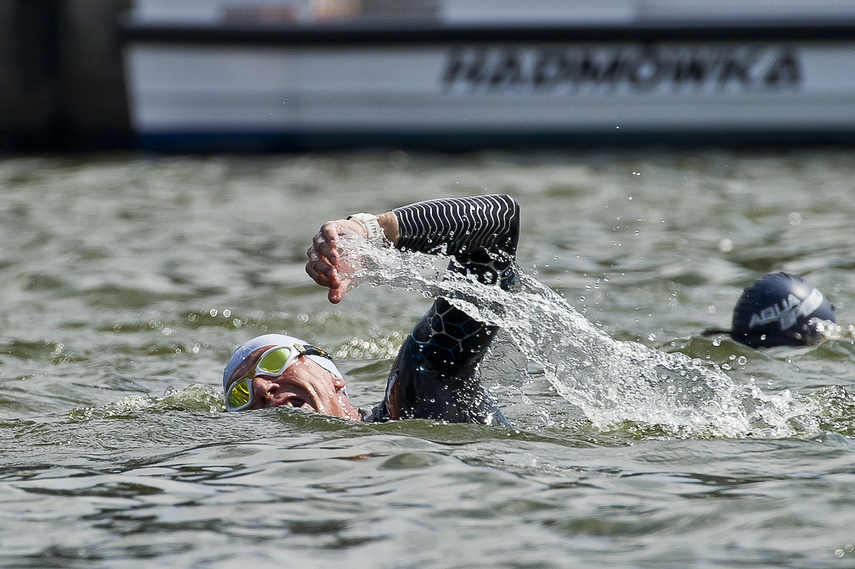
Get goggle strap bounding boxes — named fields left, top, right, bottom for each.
left=301, top=344, right=331, bottom=360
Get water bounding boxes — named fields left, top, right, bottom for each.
left=2, top=150, right=855, bottom=568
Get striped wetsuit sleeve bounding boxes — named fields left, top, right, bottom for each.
left=366, top=195, right=520, bottom=426
left=393, top=194, right=519, bottom=290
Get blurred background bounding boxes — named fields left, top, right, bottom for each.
left=4, top=0, right=855, bottom=153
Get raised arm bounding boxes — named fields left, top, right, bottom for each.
left=306, top=194, right=519, bottom=302
left=393, top=194, right=519, bottom=290
left=379, top=195, right=520, bottom=425
left=305, top=194, right=521, bottom=426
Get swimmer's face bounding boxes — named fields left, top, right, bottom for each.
left=228, top=346, right=360, bottom=420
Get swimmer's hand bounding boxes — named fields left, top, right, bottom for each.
left=306, top=218, right=366, bottom=304
left=306, top=212, right=399, bottom=304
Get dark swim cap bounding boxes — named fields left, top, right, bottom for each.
left=730, top=272, right=836, bottom=348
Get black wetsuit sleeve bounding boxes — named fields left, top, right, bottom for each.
left=365, top=194, right=520, bottom=426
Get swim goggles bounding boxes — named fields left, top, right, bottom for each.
left=224, top=343, right=332, bottom=412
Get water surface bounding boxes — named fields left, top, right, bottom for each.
left=1, top=150, right=855, bottom=568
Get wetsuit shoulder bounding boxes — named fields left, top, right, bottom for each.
left=372, top=195, right=520, bottom=426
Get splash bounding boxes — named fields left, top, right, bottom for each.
left=342, top=236, right=825, bottom=439
left=69, top=384, right=224, bottom=421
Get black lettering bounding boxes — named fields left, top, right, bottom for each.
left=489, top=50, right=524, bottom=87
left=673, top=53, right=716, bottom=85
left=442, top=49, right=490, bottom=86
left=465, top=50, right=489, bottom=84
left=764, top=50, right=800, bottom=87
left=718, top=52, right=753, bottom=87
left=579, top=52, right=622, bottom=85
left=440, top=44, right=801, bottom=93
left=629, top=51, right=663, bottom=90
left=442, top=50, right=466, bottom=85
left=533, top=50, right=569, bottom=87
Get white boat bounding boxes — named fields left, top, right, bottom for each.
left=121, top=0, right=855, bottom=151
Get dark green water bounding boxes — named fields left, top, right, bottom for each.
left=1, top=150, right=855, bottom=568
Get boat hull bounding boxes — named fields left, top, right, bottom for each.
left=122, top=19, right=855, bottom=150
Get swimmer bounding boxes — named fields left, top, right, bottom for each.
left=703, top=272, right=837, bottom=348
left=222, top=194, right=519, bottom=425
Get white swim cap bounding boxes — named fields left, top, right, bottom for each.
left=223, top=333, right=342, bottom=389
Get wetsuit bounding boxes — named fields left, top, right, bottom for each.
left=362, top=194, right=520, bottom=426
